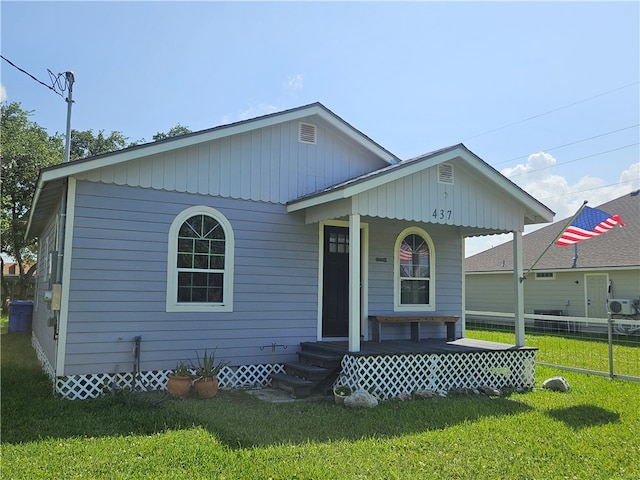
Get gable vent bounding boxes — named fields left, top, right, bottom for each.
left=438, top=163, right=454, bottom=184
left=299, top=122, right=317, bottom=144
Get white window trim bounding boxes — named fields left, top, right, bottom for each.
left=394, top=226, right=435, bottom=312
left=166, top=205, right=234, bottom=312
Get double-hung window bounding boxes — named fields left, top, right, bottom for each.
left=166, top=206, right=234, bottom=312
left=394, top=227, right=435, bottom=311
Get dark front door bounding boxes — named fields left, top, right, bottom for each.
left=322, top=226, right=349, bottom=337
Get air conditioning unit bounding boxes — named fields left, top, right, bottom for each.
left=608, top=299, right=637, bottom=315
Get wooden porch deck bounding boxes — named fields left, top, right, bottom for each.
left=303, top=337, right=536, bottom=357
left=293, top=338, right=538, bottom=399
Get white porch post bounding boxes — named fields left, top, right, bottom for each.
left=513, top=230, right=525, bottom=347
left=349, top=214, right=361, bottom=352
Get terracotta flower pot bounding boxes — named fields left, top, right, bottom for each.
left=194, top=376, right=219, bottom=398
left=166, top=374, right=192, bottom=398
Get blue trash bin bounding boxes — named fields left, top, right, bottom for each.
left=8, top=300, right=34, bottom=333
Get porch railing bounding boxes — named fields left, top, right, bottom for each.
left=465, top=310, right=640, bottom=382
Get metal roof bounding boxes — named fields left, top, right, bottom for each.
left=287, top=143, right=554, bottom=226
left=26, top=102, right=399, bottom=237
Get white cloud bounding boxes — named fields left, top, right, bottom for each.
left=465, top=153, right=639, bottom=257
left=0, top=83, right=6, bottom=102
left=620, top=162, right=640, bottom=192
left=216, top=103, right=280, bottom=127
left=238, top=103, right=279, bottom=121
left=499, top=152, right=634, bottom=221
left=501, top=152, right=573, bottom=218
left=283, top=73, right=304, bottom=95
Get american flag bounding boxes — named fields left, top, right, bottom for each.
left=555, top=206, right=625, bottom=246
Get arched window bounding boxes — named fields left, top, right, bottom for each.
left=166, top=206, right=234, bottom=312
left=394, top=227, right=435, bottom=311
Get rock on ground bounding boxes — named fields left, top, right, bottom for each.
left=344, top=389, right=378, bottom=408
left=413, top=389, right=438, bottom=399
left=542, top=376, right=570, bottom=392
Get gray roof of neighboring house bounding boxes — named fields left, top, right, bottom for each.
left=466, top=190, right=640, bottom=272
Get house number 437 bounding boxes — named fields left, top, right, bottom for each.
left=432, top=209, right=452, bottom=220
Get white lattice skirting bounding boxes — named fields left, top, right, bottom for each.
left=339, top=350, right=536, bottom=400
left=54, top=364, right=286, bottom=400
left=31, top=335, right=285, bottom=400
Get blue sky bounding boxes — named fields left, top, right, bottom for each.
left=2, top=1, right=639, bottom=255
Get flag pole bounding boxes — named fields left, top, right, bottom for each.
left=520, top=200, right=588, bottom=282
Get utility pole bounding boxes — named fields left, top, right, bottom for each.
left=63, top=71, right=75, bottom=163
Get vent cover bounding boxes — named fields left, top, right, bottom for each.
left=438, top=163, right=454, bottom=184
left=299, top=122, right=317, bottom=144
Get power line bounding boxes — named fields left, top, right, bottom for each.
left=538, top=179, right=639, bottom=202
left=505, top=143, right=639, bottom=179
left=463, top=81, right=640, bottom=142
left=493, top=124, right=640, bottom=167
left=1, top=55, right=65, bottom=98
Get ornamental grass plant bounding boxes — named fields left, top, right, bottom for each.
left=2, top=331, right=639, bottom=479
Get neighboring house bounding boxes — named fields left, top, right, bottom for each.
left=26, top=102, right=554, bottom=398
left=1, top=262, right=35, bottom=309
left=466, top=191, right=640, bottom=327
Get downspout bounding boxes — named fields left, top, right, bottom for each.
left=53, top=180, right=68, bottom=335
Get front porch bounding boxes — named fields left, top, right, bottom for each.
left=271, top=338, right=537, bottom=400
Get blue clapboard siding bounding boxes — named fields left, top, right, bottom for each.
left=57, top=116, right=470, bottom=375
left=366, top=217, right=463, bottom=340
left=64, top=182, right=466, bottom=374
left=31, top=208, right=62, bottom=371
left=64, top=181, right=318, bottom=375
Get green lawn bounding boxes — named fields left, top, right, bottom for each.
left=2, top=332, right=639, bottom=479
left=467, top=327, right=640, bottom=378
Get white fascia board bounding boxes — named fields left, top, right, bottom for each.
left=288, top=145, right=554, bottom=224
left=39, top=109, right=317, bottom=183
left=461, top=154, right=554, bottom=224
left=318, top=112, right=398, bottom=165
left=40, top=104, right=396, bottom=185
left=288, top=148, right=461, bottom=212
left=287, top=190, right=348, bottom=212
left=25, top=177, right=46, bottom=238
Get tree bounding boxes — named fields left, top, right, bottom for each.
left=152, top=123, right=192, bottom=141
left=1, top=113, right=193, bottom=300
left=1, top=102, right=64, bottom=298
left=69, top=124, right=192, bottom=158
left=69, top=128, right=129, bottom=160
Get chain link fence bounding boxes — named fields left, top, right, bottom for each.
left=465, top=311, right=640, bottom=381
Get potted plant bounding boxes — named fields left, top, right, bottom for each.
left=166, top=361, right=192, bottom=398
left=190, top=348, right=229, bottom=399
left=333, top=384, right=352, bottom=405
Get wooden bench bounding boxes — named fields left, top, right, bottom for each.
left=370, top=315, right=460, bottom=342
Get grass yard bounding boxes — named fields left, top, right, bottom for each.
left=2, top=332, right=639, bottom=479
left=467, top=327, right=640, bottom=378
